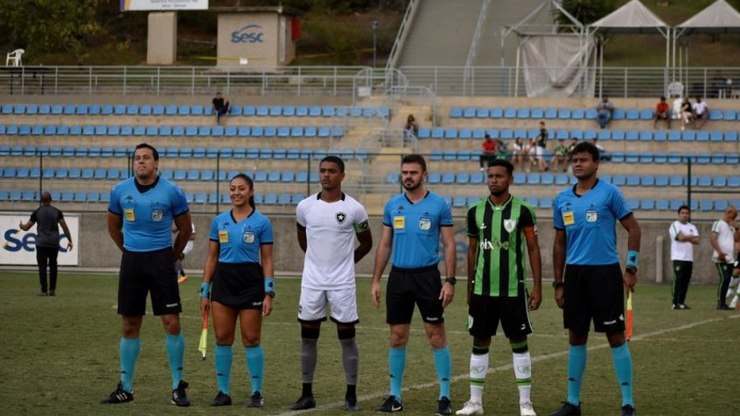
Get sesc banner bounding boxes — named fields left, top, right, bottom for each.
left=121, top=0, right=208, bottom=11
left=0, top=213, right=79, bottom=266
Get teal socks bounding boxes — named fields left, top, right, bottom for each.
left=215, top=344, right=233, bottom=394
left=567, top=344, right=587, bottom=406
left=165, top=333, right=185, bottom=390
left=245, top=344, right=264, bottom=394
left=389, top=347, right=407, bottom=399
left=119, top=337, right=140, bottom=392
left=611, top=343, right=634, bottom=406
left=433, top=346, right=451, bottom=399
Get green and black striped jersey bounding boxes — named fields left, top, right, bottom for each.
left=466, top=195, right=536, bottom=297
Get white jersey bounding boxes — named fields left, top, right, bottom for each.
left=711, top=219, right=735, bottom=263
left=296, top=192, right=370, bottom=290
left=669, top=220, right=698, bottom=262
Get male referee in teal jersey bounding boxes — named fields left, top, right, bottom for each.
left=102, top=143, right=194, bottom=406
left=371, top=154, right=457, bottom=415
left=549, top=142, right=641, bottom=416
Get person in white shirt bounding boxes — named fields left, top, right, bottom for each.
left=291, top=156, right=373, bottom=411
left=692, top=96, right=708, bottom=129
left=672, top=95, right=684, bottom=121
left=669, top=205, right=700, bottom=310
left=710, top=205, right=737, bottom=310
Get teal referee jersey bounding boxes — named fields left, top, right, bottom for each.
left=466, top=196, right=536, bottom=297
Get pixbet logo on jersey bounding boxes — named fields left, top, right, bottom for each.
left=3, top=229, right=71, bottom=253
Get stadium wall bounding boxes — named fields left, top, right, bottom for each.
left=64, top=213, right=728, bottom=284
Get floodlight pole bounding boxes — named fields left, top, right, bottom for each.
left=372, top=20, right=379, bottom=68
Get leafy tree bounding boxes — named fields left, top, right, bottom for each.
left=556, top=0, right=616, bottom=26
left=0, top=0, right=101, bottom=63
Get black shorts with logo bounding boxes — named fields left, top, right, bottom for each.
left=386, top=265, right=444, bottom=325
left=468, top=294, right=532, bottom=339
left=118, top=248, right=181, bottom=316
left=563, top=263, right=625, bottom=333
left=211, top=262, right=265, bottom=310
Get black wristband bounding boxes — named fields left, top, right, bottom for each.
left=444, top=276, right=457, bottom=286
left=552, top=281, right=564, bottom=289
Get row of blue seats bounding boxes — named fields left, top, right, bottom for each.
left=0, top=145, right=367, bottom=161
left=429, top=149, right=739, bottom=165
left=0, top=103, right=390, bottom=118
left=417, top=126, right=739, bottom=142
left=449, top=106, right=737, bottom=122
left=452, top=195, right=738, bottom=212
left=0, top=190, right=307, bottom=206
left=386, top=171, right=740, bottom=188
left=0, top=124, right=345, bottom=139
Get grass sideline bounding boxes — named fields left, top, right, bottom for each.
left=0, top=271, right=737, bottom=415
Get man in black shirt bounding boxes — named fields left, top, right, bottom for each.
left=19, top=191, right=73, bottom=296
left=212, top=92, right=230, bottom=124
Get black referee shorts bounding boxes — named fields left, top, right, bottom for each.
left=386, top=265, right=444, bottom=325
left=211, top=262, right=265, bottom=310
left=563, top=263, right=625, bottom=334
left=118, top=248, right=181, bottom=316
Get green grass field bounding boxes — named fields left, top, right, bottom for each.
left=0, top=271, right=737, bottom=415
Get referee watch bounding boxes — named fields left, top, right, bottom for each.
left=552, top=281, right=564, bottom=289
left=625, top=266, right=638, bottom=275
left=444, top=276, right=457, bottom=286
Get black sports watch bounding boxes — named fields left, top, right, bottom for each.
left=625, top=266, right=638, bottom=275
left=444, top=276, right=457, bottom=286
left=552, top=281, right=564, bottom=289
left=265, top=291, right=276, bottom=298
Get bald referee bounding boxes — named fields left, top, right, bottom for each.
left=549, top=141, right=641, bottom=416
left=102, top=143, right=193, bottom=406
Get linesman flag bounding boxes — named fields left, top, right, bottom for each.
left=198, top=309, right=209, bottom=360
left=625, top=291, right=634, bottom=341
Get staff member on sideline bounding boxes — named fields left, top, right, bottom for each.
left=200, top=173, right=274, bottom=408
left=669, top=205, right=699, bottom=310
left=549, top=141, right=641, bottom=416
left=371, top=154, right=457, bottom=415
left=102, top=143, right=193, bottom=406
left=19, top=191, right=73, bottom=296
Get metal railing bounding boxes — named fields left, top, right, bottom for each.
left=1, top=65, right=739, bottom=98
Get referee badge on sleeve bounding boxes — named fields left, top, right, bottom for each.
left=563, top=211, right=575, bottom=226
left=218, top=229, right=229, bottom=244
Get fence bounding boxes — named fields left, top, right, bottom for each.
left=1, top=65, right=739, bottom=99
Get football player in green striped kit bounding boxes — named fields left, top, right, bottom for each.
left=456, top=158, right=543, bottom=416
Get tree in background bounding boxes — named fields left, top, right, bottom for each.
left=0, top=0, right=102, bottom=64
left=556, top=0, right=617, bottom=26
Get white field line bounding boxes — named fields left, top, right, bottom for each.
left=268, top=314, right=740, bottom=416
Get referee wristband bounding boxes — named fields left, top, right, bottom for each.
left=199, top=282, right=211, bottom=298
left=264, top=277, right=274, bottom=293
left=626, top=250, right=640, bottom=268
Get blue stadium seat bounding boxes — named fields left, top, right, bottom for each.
left=653, top=130, right=667, bottom=142
left=503, top=107, right=516, bottom=118
left=682, top=130, right=697, bottom=141
left=490, top=107, right=503, bottom=118
left=263, top=126, right=277, bottom=137
left=455, top=173, right=470, bottom=184
left=527, top=173, right=541, bottom=185
left=431, top=128, right=444, bottom=139
left=625, top=152, right=639, bottom=163
left=626, top=199, right=640, bottom=210
left=655, top=199, right=670, bottom=210
left=427, top=172, right=441, bottom=184
left=513, top=172, right=526, bottom=185
left=724, top=131, right=737, bottom=142
left=638, top=153, right=653, bottom=163
left=640, top=199, right=655, bottom=210
left=470, top=172, right=484, bottom=184
left=177, top=105, right=191, bottom=115
left=611, top=175, right=626, bottom=186
left=709, top=131, right=723, bottom=142
left=191, top=105, right=205, bottom=116
left=543, top=108, right=558, bottom=119
left=541, top=173, right=554, bottom=185
left=714, top=200, right=729, bottom=212
left=441, top=173, right=455, bottom=184
left=669, top=175, right=684, bottom=186
left=626, top=175, right=640, bottom=186
left=76, top=105, right=89, bottom=115
left=723, top=110, right=737, bottom=121
left=263, top=193, right=278, bottom=205
left=695, top=131, right=709, bottom=142
left=612, top=109, right=626, bottom=120
left=669, top=199, right=685, bottom=211
left=728, top=176, right=740, bottom=188
left=460, top=107, right=474, bottom=118
left=517, top=108, right=531, bottom=118
left=475, top=107, right=489, bottom=118
left=641, top=175, right=655, bottom=186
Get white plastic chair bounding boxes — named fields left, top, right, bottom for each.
left=666, top=81, right=684, bottom=98
left=5, top=49, right=24, bottom=67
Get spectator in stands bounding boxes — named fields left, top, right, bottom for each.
left=535, top=121, right=549, bottom=171
left=404, top=114, right=420, bottom=138
left=526, top=138, right=538, bottom=173
left=512, top=138, right=525, bottom=170
left=679, top=98, right=694, bottom=131
left=672, top=95, right=684, bottom=122
left=596, top=96, right=614, bottom=129
left=692, top=96, right=708, bottom=129
left=479, top=134, right=497, bottom=171
left=212, top=92, right=230, bottom=124
left=591, top=138, right=611, bottom=162
left=653, top=96, right=671, bottom=129
left=495, top=139, right=511, bottom=161
left=550, top=138, right=569, bottom=173
left=19, top=191, right=74, bottom=296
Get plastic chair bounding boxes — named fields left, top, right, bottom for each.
left=5, top=49, right=24, bottom=66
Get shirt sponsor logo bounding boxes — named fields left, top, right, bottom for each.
left=480, top=238, right=509, bottom=251
left=419, top=217, right=431, bottom=231
left=243, top=231, right=255, bottom=244
left=151, top=209, right=164, bottom=222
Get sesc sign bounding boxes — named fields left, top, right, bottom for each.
left=0, top=214, right=79, bottom=266
left=121, top=0, right=208, bottom=11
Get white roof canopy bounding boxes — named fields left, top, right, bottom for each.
left=590, top=0, right=669, bottom=34
left=676, top=0, right=740, bottom=35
